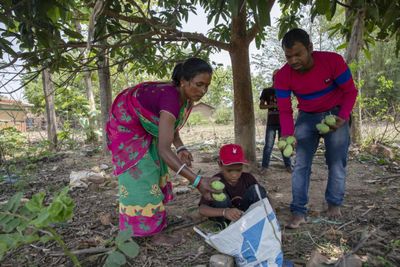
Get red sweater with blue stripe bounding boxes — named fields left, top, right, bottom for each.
left=274, top=51, right=358, bottom=136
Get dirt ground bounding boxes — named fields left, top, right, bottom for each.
left=1, top=124, right=400, bottom=266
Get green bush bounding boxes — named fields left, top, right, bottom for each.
left=0, top=189, right=139, bottom=266
left=187, top=112, right=208, bottom=126
left=213, top=107, right=232, bottom=125
left=0, top=127, right=27, bottom=159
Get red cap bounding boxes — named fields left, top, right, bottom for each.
left=219, top=144, right=248, bottom=165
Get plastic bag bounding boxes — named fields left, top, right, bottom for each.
left=194, top=185, right=283, bottom=267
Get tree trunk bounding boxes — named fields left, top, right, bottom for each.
left=75, top=19, right=98, bottom=143
left=42, top=68, right=58, bottom=151
left=344, top=8, right=365, bottom=63
left=83, top=68, right=98, bottom=143
left=229, top=2, right=256, bottom=163
left=97, top=47, right=112, bottom=154
left=345, top=7, right=365, bottom=144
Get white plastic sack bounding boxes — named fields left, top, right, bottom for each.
left=194, top=185, right=283, bottom=267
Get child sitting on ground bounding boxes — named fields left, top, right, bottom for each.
left=199, top=144, right=268, bottom=227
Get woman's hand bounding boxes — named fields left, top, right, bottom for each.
left=197, top=176, right=221, bottom=201
left=224, top=208, right=243, bottom=221
left=177, top=150, right=193, bottom=167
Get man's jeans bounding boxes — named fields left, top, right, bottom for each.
left=262, top=125, right=292, bottom=168
left=291, top=107, right=350, bottom=216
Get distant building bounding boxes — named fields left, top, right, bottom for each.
left=192, top=102, right=215, bottom=118
left=0, top=97, right=34, bottom=132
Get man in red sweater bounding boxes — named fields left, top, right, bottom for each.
left=274, top=28, right=358, bottom=229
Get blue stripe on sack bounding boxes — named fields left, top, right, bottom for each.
left=275, top=89, right=291, bottom=98
left=294, top=83, right=337, bottom=100
left=335, top=68, right=351, bottom=85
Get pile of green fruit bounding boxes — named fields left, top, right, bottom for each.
left=211, top=180, right=226, bottom=201
left=277, top=135, right=296, bottom=157
left=316, top=114, right=337, bottom=134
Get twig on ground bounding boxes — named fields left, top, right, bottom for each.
left=337, top=220, right=354, bottom=231
left=334, top=227, right=377, bottom=267
left=361, top=207, right=374, bottom=217
left=271, top=153, right=283, bottom=162
left=329, top=207, right=374, bottom=233
left=30, top=244, right=51, bottom=253
left=50, top=246, right=111, bottom=256
left=166, top=219, right=208, bottom=233
left=306, top=231, right=325, bottom=250
left=377, top=174, right=400, bottom=180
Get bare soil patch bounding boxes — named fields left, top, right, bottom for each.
left=1, top=125, right=399, bottom=266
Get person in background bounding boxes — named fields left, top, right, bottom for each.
left=259, top=70, right=292, bottom=174
left=106, top=58, right=221, bottom=244
left=274, top=28, right=358, bottom=229
left=199, top=144, right=267, bottom=228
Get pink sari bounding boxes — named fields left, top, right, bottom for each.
left=106, top=82, right=192, bottom=236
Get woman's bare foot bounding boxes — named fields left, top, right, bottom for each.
left=285, top=214, right=306, bottom=229
left=326, top=205, right=342, bottom=219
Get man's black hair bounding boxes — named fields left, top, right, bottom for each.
left=282, top=28, right=310, bottom=49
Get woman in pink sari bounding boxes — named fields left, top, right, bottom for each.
left=106, top=58, right=219, bottom=239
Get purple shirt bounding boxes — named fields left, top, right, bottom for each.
left=136, top=83, right=181, bottom=119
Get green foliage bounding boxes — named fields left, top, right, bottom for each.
left=104, top=228, right=139, bottom=267
left=361, top=76, right=397, bottom=121
left=196, top=0, right=272, bottom=47
left=0, top=128, right=27, bottom=159
left=359, top=75, right=400, bottom=144
left=0, top=188, right=139, bottom=266
left=0, top=0, right=80, bottom=70
left=24, top=75, right=90, bottom=121
left=187, top=112, right=208, bottom=126
left=212, top=107, right=232, bottom=125
left=0, top=188, right=76, bottom=262
left=79, top=110, right=102, bottom=143
left=277, top=0, right=400, bottom=54
left=202, top=67, right=234, bottom=107
left=57, top=121, right=79, bottom=150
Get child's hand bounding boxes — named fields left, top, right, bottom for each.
left=224, top=208, right=243, bottom=221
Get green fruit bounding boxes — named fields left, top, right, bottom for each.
left=277, top=140, right=287, bottom=150
left=283, top=145, right=293, bottom=157
left=316, top=123, right=330, bottom=134
left=325, top=115, right=336, bottom=126
left=212, top=193, right=227, bottom=202
left=211, top=180, right=225, bottom=190
left=286, top=136, right=296, bottom=145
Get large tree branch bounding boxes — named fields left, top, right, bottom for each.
left=102, top=8, right=230, bottom=51
left=166, top=30, right=230, bottom=51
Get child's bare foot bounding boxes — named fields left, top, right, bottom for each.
left=326, top=205, right=342, bottom=219
left=285, top=214, right=306, bottom=229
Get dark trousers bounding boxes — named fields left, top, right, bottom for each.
left=262, top=125, right=292, bottom=168
left=210, top=184, right=267, bottom=225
